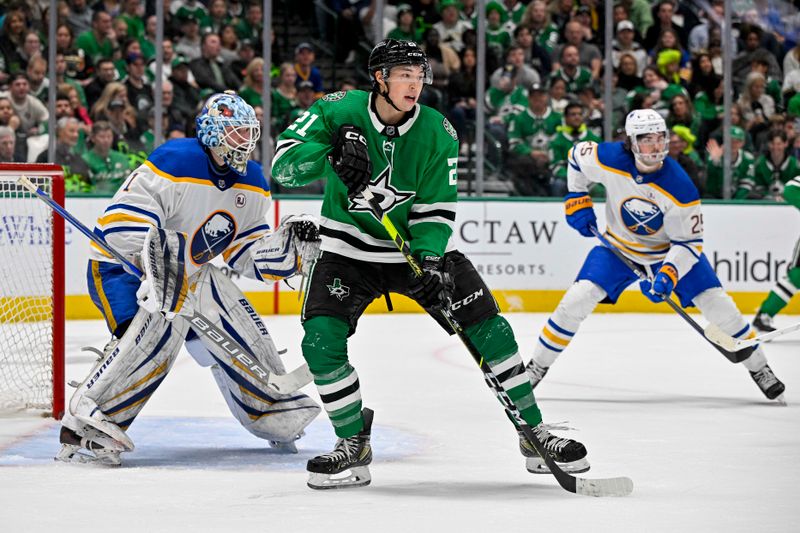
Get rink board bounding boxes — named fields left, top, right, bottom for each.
left=6, top=197, right=794, bottom=318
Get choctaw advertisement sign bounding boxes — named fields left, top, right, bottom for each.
left=1, top=198, right=795, bottom=298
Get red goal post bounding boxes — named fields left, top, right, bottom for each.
left=0, top=164, right=65, bottom=419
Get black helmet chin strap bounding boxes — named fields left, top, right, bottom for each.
left=378, top=83, right=404, bottom=112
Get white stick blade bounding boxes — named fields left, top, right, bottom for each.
left=267, top=364, right=313, bottom=394
left=703, top=324, right=738, bottom=352
left=576, top=476, right=634, bottom=497
left=16, top=175, right=37, bottom=193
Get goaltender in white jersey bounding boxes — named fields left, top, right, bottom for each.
left=525, top=109, right=786, bottom=402
left=58, top=92, right=321, bottom=466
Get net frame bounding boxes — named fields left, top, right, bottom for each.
left=0, top=164, right=64, bottom=419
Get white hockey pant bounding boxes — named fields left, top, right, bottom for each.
left=693, top=288, right=767, bottom=371
left=65, top=306, right=188, bottom=451
left=185, top=266, right=320, bottom=443
left=532, top=280, right=607, bottom=368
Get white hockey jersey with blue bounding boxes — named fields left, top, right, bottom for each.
left=88, top=138, right=272, bottom=280
left=568, top=141, right=703, bottom=280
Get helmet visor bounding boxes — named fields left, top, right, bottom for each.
left=382, top=64, right=433, bottom=85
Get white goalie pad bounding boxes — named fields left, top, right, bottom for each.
left=250, top=214, right=321, bottom=281
left=67, top=306, right=189, bottom=451
left=188, top=265, right=320, bottom=443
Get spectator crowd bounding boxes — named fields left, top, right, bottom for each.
left=1, top=0, right=800, bottom=200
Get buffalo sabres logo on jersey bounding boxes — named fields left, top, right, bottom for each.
left=191, top=211, right=237, bottom=264
left=348, top=166, right=414, bottom=215
left=620, top=197, right=664, bottom=235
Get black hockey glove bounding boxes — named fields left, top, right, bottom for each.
left=292, top=220, right=320, bottom=242
left=407, top=255, right=455, bottom=310
left=330, top=124, right=372, bottom=198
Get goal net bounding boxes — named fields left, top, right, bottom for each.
left=0, top=165, right=65, bottom=418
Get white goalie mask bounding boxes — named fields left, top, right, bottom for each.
left=625, top=109, right=669, bottom=169
left=196, top=91, right=261, bottom=175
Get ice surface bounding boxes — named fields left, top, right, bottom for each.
left=1, top=313, right=798, bottom=532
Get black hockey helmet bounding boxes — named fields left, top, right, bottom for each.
left=368, top=39, right=432, bottom=90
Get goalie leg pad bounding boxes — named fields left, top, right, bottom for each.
left=694, top=288, right=768, bottom=371
left=532, top=280, right=605, bottom=368
left=66, top=306, right=188, bottom=451
left=189, top=266, right=320, bottom=443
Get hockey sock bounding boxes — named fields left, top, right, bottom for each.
left=759, top=268, right=800, bottom=316
left=465, top=315, right=543, bottom=427
left=533, top=280, right=604, bottom=367
left=302, top=316, right=363, bottom=438
left=694, top=289, right=767, bottom=371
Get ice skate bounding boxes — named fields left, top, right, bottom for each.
left=750, top=365, right=786, bottom=404
left=525, top=359, right=549, bottom=389
left=307, top=408, right=373, bottom=490
left=55, top=426, right=123, bottom=466
left=519, top=423, right=589, bottom=474
left=752, top=312, right=777, bottom=334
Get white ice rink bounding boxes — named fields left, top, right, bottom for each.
left=1, top=312, right=798, bottom=532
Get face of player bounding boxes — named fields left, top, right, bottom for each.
left=636, top=132, right=668, bottom=160
left=383, top=65, right=425, bottom=111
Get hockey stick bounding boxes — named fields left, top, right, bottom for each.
left=17, top=175, right=313, bottom=394
left=705, top=321, right=800, bottom=351
left=591, top=227, right=754, bottom=363
left=361, top=188, right=633, bottom=497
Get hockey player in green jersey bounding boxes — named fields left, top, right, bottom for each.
left=272, top=39, right=589, bottom=489
left=753, top=163, right=800, bottom=332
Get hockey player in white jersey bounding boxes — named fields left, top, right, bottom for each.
left=57, top=91, right=321, bottom=465
left=526, top=109, right=786, bottom=402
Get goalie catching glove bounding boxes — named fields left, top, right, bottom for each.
left=250, top=214, right=321, bottom=281
left=407, top=255, right=455, bottom=310
left=136, top=227, right=193, bottom=319
left=330, top=124, right=372, bottom=198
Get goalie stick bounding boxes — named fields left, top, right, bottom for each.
left=17, top=175, right=313, bottom=395
left=362, top=188, right=633, bottom=497
left=591, top=227, right=754, bottom=363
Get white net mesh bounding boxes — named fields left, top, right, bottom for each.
left=0, top=176, right=55, bottom=412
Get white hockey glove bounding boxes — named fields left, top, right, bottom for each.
left=251, top=214, right=321, bottom=281
left=136, top=227, right=194, bottom=320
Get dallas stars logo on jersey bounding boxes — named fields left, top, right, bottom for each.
left=327, top=278, right=350, bottom=300
left=348, top=166, right=414, bottom=215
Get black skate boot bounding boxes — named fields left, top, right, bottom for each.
left=752, top=312, right=777, bottom=334
left=519, top=423, right=590, bottom=474
left=525, top=359, right=549, bottom=389
left=750, top=365, right=786, bottom=403
left=307, top=408, right=374, bottom=489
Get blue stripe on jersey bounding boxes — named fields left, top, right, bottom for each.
left=547, top=318, right=574, bottom=337
left=102, top=226, right=150, bottom=235
left=146, top=138, right=269, bottom=192
left=105, top=203, right=162, bottom=226
left=538, top=337, right=564, bottom=353
left=671, top=238, right=704, bottom=244
left=229, top=240, right=257, bottom=268
left=236, top=223, right=271, bottom=240
left=569, top=148, right=581, bottom=172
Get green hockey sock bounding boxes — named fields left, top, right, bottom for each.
left=302, top=316, right=363, bottom=437
left=465, top=315, right=543, bottom=427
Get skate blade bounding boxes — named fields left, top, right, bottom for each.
left=774, top=394, right=788, bottom=406
left=269, top=440, right=299, bottom=454
left=526, top=456, right=590, bottom=474
left=307, top=466, right=371, bottom=490
left=74, top=414, right=134, bottom=452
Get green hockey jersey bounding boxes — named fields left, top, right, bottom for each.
left=271, top=90, right=458, bottom=263
left=508, top=107, right=562, bottom=156
left=706, top=149, right=755, bottom=199
left=750, top=153, right=800, bottom=199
